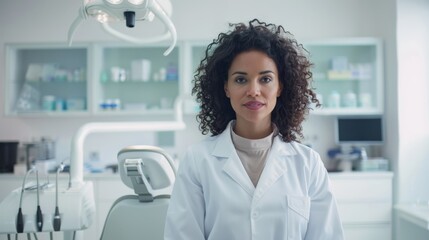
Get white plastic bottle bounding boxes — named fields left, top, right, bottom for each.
left=328, top=91, right=341, bottom=108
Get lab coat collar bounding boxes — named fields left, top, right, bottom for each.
left=212, top=122, right=255, bottom=196
left=253, top=136, right=295, bottom=203
left=211, top=121, right=297, bottom=198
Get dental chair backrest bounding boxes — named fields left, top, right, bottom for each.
left=100, top=145, right=176, bottom=240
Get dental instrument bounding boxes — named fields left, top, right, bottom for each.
left=17, top=166, right=36, bottom=233
left=35, top=170, right=43, bottom=232
left=53, top=163, right=65, bottom=232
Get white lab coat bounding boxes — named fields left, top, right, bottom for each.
left=165, top=122, right=344, bottom=240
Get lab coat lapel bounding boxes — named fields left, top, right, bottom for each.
left=253, top=137, right=296, bottom=203
left=212, top=125, right=255, bottom=197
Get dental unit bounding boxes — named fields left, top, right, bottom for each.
left=0, top=99, right=184, bottom=239
left=1, top=161, right=84, bottom=240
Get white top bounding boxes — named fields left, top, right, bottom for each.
left=165, top=121, right=344, bottom=240
left=230, top=122, right=274, bottom=186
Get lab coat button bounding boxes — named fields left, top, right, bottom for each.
left=252, top=211, right=259, bottom=219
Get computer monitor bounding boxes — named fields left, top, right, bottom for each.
left=335, top=116, right=384, bottom=146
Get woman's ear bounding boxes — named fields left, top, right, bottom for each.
left=224, top=83, right=230, bottom=98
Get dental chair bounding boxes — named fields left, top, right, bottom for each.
left=99, top=145, right=176, bottom=240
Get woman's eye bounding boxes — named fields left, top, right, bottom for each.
left=261, top=76, right=272, bottom=83
left=235, top=77, right=247, bottom=84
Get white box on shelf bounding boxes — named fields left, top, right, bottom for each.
left=131, top=59, right=151, bottom=82
left=66, top=98, right=85, bottom=111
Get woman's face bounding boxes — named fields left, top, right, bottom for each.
left=225, top=50, right=282, bottom=127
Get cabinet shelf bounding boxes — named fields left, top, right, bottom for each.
left=24, top=81, right=87, bottom=84
left=4, top=39, right=384, bottom=118
left=94, top=44, right=180, bottom=116
left=100, top=80, right=178, bottom=84
left=311, top=107, right=382, bottom=116
left=315, top=78, right=371, bottom=82
left=305, top=38, right=384, bottom=115
left=10, top=111, right=89, bottom=117
left=95, top=109, right=175, bottom=116
left=184, top=39, right=384, bottom=116
left=5, top=43, right=181, bottom=117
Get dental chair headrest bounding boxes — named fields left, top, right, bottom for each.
left=117, top=145, right=176, bottom=201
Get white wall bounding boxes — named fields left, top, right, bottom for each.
left=0, top=1, right=397, bottom=165
left=394, top=0, right=429, bottom=238
left=396, top=0, right=429, bottom=205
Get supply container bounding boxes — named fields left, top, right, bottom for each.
left=0, top=141, right=19, bottom=173
left=131, top=59, right=151, bottom=82
left=328, top=91, right=341, bottom=108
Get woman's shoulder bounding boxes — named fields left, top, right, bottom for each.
left=289, top=141, right=316, bottom=153
left=280, top=139, right=322, bottom=162
left=187, top=134, right=221, bottom=152
left=275, top=137, right=317, bottom=153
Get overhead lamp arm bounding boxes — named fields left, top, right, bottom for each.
left=68, top=0, right=177, bottom=56
left=68, top=5, right=87, bottom=47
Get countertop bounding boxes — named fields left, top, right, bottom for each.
left=0, top=170, right=393, bottom=180
left=328, top=170, right=393, bottom=179
left=395, top=204, right=429, bottom=230
left=0, top=172, right=121, bottom=180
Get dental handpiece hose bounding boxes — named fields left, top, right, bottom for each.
left=53, top=163, right=64, bottom=231
left=17, top=167, right=36, bottom=233
left=36, top=169, right=43, bottom=232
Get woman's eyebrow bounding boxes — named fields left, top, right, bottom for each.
left=231, top=70, right=275, bottom=75
left=259, top=70, right=275, bottom=74
left=231, top=71, right=247, bottom=75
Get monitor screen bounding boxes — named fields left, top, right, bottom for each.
left=335, top=116, right=383, bottom=145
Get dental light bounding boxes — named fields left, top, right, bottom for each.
left=68, top=0, right=177, bottom=56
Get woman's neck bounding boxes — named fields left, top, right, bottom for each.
left=233, top=120, right=273, bottom=139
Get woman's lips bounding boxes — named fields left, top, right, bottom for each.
left=243, top=101, right=264, bottom=110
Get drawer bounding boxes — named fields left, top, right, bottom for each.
left=330, top=178, right=392, bottom=202
left=343, top=223, right=391, bottom=240
left=338, top=202, right=392, bottom=223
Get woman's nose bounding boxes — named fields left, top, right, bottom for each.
left=246, top=81, right=261, bottom=97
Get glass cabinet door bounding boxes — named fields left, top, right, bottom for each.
left=94, top=44, right=180, bottom=116
left=5, top=44, right=89, bottom=116
left=305, top=38, right=383, bottom=115
left=180, top=41, right=208, bottom=115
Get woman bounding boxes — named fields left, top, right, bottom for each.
left=164, top=19, right=344, bottom=240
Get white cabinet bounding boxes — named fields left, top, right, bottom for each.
left=181, top=38, right=384, bottom=116
left=4, top=38, right=383, bottom=117
left=4, top=43, right=181, bottom=118
left=180, top=41, right=209, bottom=114
left=329, top=172, right=393, bottom=240
left=5, top=43, right=90, bottom=116
left=305, top=38, right=384, bottom=115
left=93, top=44, right=180, bottom=115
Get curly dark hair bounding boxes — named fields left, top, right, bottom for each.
left=192, top=19, right=319, bottom=142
